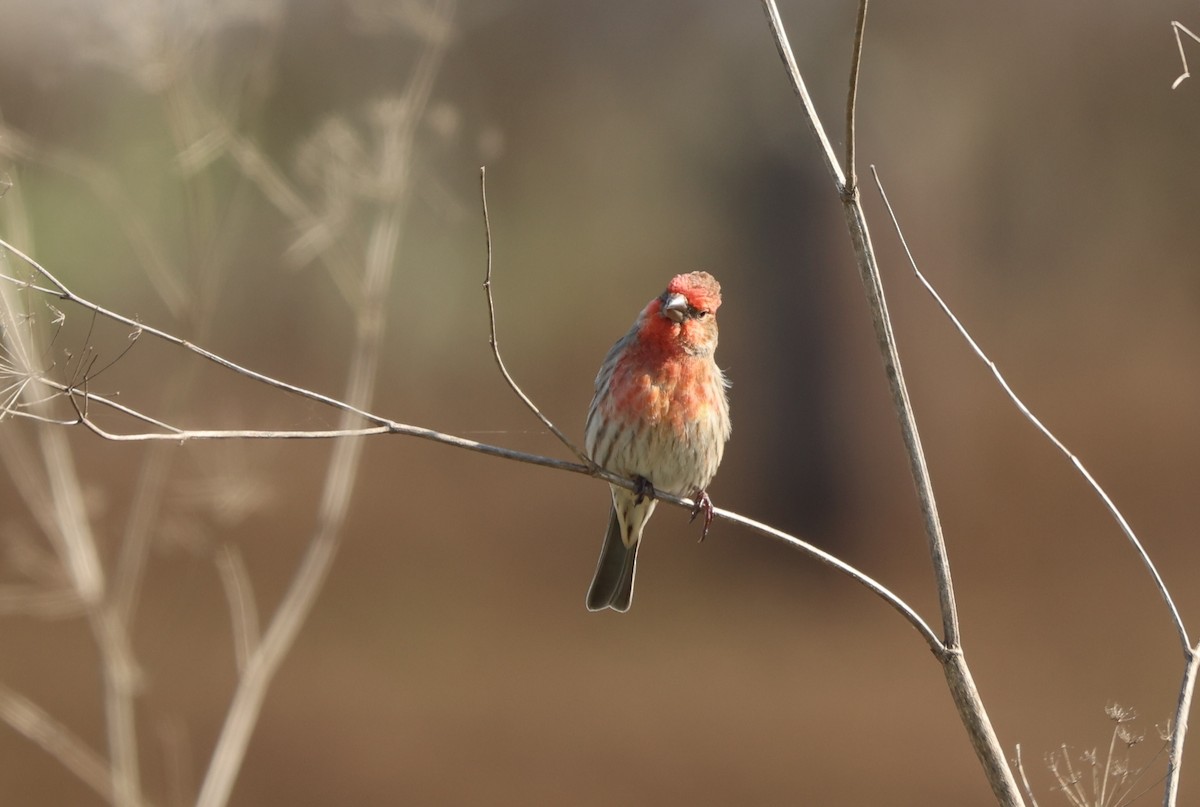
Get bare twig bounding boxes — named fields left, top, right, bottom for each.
left=0, top=585, right=86, bottom=618
left=1165, top=650, right=1199, bottom=807
left=1171, top=22, right=1200, bottom=90
left=759, top=0, right=960, bottom=647
left=2, top=237, right=145, bottom=805
left=759, top=0, right=845, bottom=189
left=215, top=544, right=260, bottom=674
left=759, top=2, right=1022, bottom=804
left=716, top=504, right=941, bottom=650
left=867, top=166, right=1190, bottom=654
left=1, top=235, right=392, bottom=428
left=194, top=6, right=453, bottom=803
left=845, top=0, right=869, bottom=194
left=480, top=167, right=593, bottom=466
left=2, top=215, right=944, bottom=660
left=0, top=680, right=117, bottom=805
left=1013, top=744, right=1040, bottom=807
left=869, top=163, right=1200, bottom=807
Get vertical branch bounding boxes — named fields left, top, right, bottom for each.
left=845, top=0, right=869, bottom=194
left=759, top=0, right=845, bottom=188
left=215, top=544, right=261, bottom=675
left=1012, top=745, right=1040, bottom=807
left=1, top=182, right=145, bottom=807
left=1165, top=649, right=1199, bottom=807
left=761, top=0, right=960, bottom=649
left=759, top=2, right=1024, bottom=804
left=868, top=162, right=1200, bottom=805
left=193, top=6, right=453, bottom=806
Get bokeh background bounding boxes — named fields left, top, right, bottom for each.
left=2, top=0, right=1200, bottom=804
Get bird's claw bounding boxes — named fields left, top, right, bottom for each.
left=689, top=490, right=715, bottom=542
left=633, top=475, right=656, bottom=505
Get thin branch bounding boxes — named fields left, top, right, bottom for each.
left=717, top=505, right=941, bottom=651
left=759, top=0, right=845, bottom=189
left=1164, top=648, right=1199, bottom=807
left=760, top=0, right=959, bottom=648
left=480, top=167, right=593, bottom=466
left=845, top=0, right=869, bottom=194
left=868, top=165, right=1190, bottom=655
left=215, top=545, right=260, bottom=675
left=57, top=380, right=936, bottom=647
left=1, top=141, right=145, bottom=807
left=1171, top=22, right=1200, bottom=90
left=760, top=3, right=1022, bottom=804
left=0, top=681, right=117, bottom=805
left=194, top=7, right=452, bottom=803
left=6, top=222, right=942, bottom=658
left=1013, top=744, right=1041, bottom=807
left=0, top=585, right=85, bottom=618
left=0, top=236, right=390, bottom=430
left=45, top=381, right=184, bottom=434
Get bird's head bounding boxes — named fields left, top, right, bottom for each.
left=640, top=271, right=722, bottom=356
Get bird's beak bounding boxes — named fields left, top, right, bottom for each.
left=661, top=293, right=688, bottom=323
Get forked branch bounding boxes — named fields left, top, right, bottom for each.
left=758, top=1, right=1023, bottom=804
left=1172, top=21, right=1200, bottom=89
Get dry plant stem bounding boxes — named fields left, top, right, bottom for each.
left=0, top=259, right=943, bottom=651
left=1164, top=649, right=1199, bottom=807
left=718, top=506, right=940, bottom=649
left=1013, top=744, right=1040, bottom=807
left=871, top=166, right=1199, bottom=807
left=760, top=0, right=960, bottom=644
left=215, top=545, right=261, bottom=675
left=867, top=167, right=1190, bottom=652
left=1, top=206, right=145, bottom=806
left=194, top=5, right=450, bottom=802
left=194, top=212, right=399, bottom=807
left=760, top=3, right=1023, bottom=805
left=1172, top=22, right=1200, bottom=90
left=845, top=0, right=868, bottom=193
left=867, top=162, right=1199, bottom=805
left=0, top=586, right=85, bottom=618
left=480, top=167, right=592, bottom=466
left=90, top=607, right=143, bottom=807
left=0, top=236, right=386, bottom=426
left=0, top=680, right=116, bottom=805
left=760, top=0, right=844, bottom=188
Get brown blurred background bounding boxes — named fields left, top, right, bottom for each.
left=2, top=0, right=1200, bottom=804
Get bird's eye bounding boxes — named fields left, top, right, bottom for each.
left=692, top=308, right=708, bottom=318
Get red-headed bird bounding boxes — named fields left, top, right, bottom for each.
left=584, top=271, right=731, bottom=612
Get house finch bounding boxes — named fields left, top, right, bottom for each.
left=584, top=271, right=731, bottom=612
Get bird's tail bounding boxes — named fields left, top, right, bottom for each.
left=586, top=507, right=639, bottom=612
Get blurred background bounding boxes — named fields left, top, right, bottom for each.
left=1, top=0, right=1199, bottom=804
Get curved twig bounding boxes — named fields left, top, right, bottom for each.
left=480, top=167, right=593, bottom=466
left=868, top=165, right=1190, bottom=654
left=3, top=248, right=943, bottom=654
left=0, top=236, right=391, bottom=429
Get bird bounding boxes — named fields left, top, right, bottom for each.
left=584, top=271, right=731, bottom=612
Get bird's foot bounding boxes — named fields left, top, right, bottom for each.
left=633, top=475, right=656, bottom=506
left=689, top=490, right=715, bottom=542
